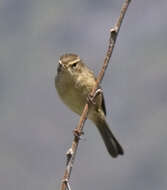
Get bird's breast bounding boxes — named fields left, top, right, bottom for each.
left=55, top=73, right=88, bottom=115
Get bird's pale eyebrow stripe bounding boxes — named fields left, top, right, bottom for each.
left=69, top=58, right=80, bottom=65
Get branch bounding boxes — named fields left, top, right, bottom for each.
left=60, top=0, right=131, bottom=189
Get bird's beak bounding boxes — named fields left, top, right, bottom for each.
left=57, top=60, right=64, bottom=73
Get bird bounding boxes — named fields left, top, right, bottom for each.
left=55, top=53, right=124, bottom=158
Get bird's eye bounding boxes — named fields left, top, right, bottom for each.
left=71, top=62, right=78, bottom=68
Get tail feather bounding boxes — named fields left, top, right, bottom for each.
left=94, top=117, right=124, bottom=158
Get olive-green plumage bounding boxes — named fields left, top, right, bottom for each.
left=55, top=53, right=123, bottom=158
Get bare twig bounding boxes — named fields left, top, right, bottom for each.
left=60, top=0, right=131, bottom=189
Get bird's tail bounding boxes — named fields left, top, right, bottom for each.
left=93, top=116, right=124, bottom=158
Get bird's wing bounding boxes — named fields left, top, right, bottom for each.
left=101, top=92, right=106, bottom=116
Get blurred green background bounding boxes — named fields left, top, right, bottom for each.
left=0, top=0, right=167, bottom=190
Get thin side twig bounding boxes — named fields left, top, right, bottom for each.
left=60, top=1, right=131, bottom=190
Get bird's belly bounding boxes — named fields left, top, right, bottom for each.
left=64, top=90, right=87, bottom=115
left=58, top=84, right=87, bottom=115
left=55, top=74, right=94, bottom=116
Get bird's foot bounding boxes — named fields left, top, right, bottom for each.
left=87, top=88, right=103, bottom=105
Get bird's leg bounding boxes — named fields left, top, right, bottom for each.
left=87, top=88, right=103, bottom=105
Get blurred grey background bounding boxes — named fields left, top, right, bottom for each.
left=0, top=0, right=167, bottom=190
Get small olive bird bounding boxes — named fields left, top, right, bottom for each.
left=55, top=53, right=124, bottom=158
